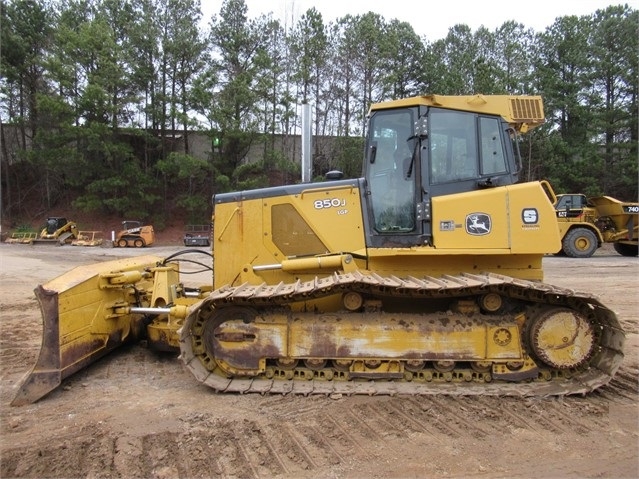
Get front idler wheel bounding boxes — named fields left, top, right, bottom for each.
left=197, top=306, right=260, bottom=373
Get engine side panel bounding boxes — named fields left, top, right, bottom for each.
left=213, top=180, right=367, bottom=289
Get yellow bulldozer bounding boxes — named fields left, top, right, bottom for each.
left=11, top=94, right=625, bottom=406
left=554, top=194, right=638, bottom=257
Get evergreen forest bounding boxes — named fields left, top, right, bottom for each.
left=1, top=0, right=637, bottom=227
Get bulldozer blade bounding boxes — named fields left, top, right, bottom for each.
left=11, top=255, right=166, bottom=406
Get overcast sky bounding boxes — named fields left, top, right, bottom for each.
left=201, top=0, right=635, bottom=41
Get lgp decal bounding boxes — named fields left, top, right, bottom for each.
left=465, top=213, right=491, bottom=236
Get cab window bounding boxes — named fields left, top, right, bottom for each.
left=479, top=117, right=507, bottom=175
left=429, top=110, right=478, bottom=184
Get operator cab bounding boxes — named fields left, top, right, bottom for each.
left=122, top=220, right=142, bottom=232
left=45, top=217, right=68, bottom=234
left=364, top=104, right=521, bottom=247
left=554, top=194, right=591, bottom=218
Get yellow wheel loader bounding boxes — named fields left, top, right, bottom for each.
left=12, top=94, right=625, bottom=406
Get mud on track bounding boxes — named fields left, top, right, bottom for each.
left=0, top=243, right=637, bottom=478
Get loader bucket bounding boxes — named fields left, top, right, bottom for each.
left=11, top=255, right=168, bottom=406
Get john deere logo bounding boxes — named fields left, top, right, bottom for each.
left=466, top=213, right=491, bottom=236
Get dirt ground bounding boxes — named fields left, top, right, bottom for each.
left=0, top=242, right=637, bottom=479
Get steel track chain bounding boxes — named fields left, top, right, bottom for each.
left=179, top=272, right=625, bottom=396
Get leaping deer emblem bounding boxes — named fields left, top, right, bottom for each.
left=466, top=213, right=491, bottom=235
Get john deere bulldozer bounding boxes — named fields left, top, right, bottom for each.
left=12, top=94, right=625, bottom=406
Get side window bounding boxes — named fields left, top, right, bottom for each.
left=429, top=110, right=478, bottom=184
left=367, top=110, right=415, bottom=233
left=557, top=195, right=586, bottom=210
left=556, top=196, right=570, bottom=210
left=479, top=117, right=507, bottom=175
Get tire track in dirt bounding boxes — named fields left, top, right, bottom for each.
left=231, top=419, right=290, bottom=477
left=175, top=433, right=219, bottom=478
left=523, top=399, right=588, bottom=435
left=282, top=421, right=344, bottom=469
left=606, top=369, right=639, bottom=398
left=189, top=424, right=257, bottom=479
left=414, top=396, right=492, bottom=439
left=180, top=415, right=336, bottom=477
left=2, top=427, right=108, bottom=478
left=341, top=408, right=384, bottom=441
left=112, top=434, right=144, bottom=477
left=479, top=396, right=568, bottom=435
left=349, top=400, right=458, bottom=441
left=278, top=422, right=319, bottom=471
left=388, top=397, right=465, bottom=441
left=600, top=382, right=639, bottom=402
left=80, top=433, right=116, bottom=477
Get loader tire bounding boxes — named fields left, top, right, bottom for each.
left=117, top=238, right=128, bottom=248
left=134, top=238, right=145, bottom=248
left=613, top=242, right=638, bottom=257
left=562, top=227, right=598, bottom=258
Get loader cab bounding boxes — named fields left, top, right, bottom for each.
left=122, top=220, right=142, bottom=232
left=45, top=217, right=68, bottom=234
left=364, top=104, right=520, bottom=247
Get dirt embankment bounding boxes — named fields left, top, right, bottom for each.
left=0, top=243, right=637, bottom=478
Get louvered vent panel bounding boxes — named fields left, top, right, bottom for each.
left=510, top=97, right=543, bottom=122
